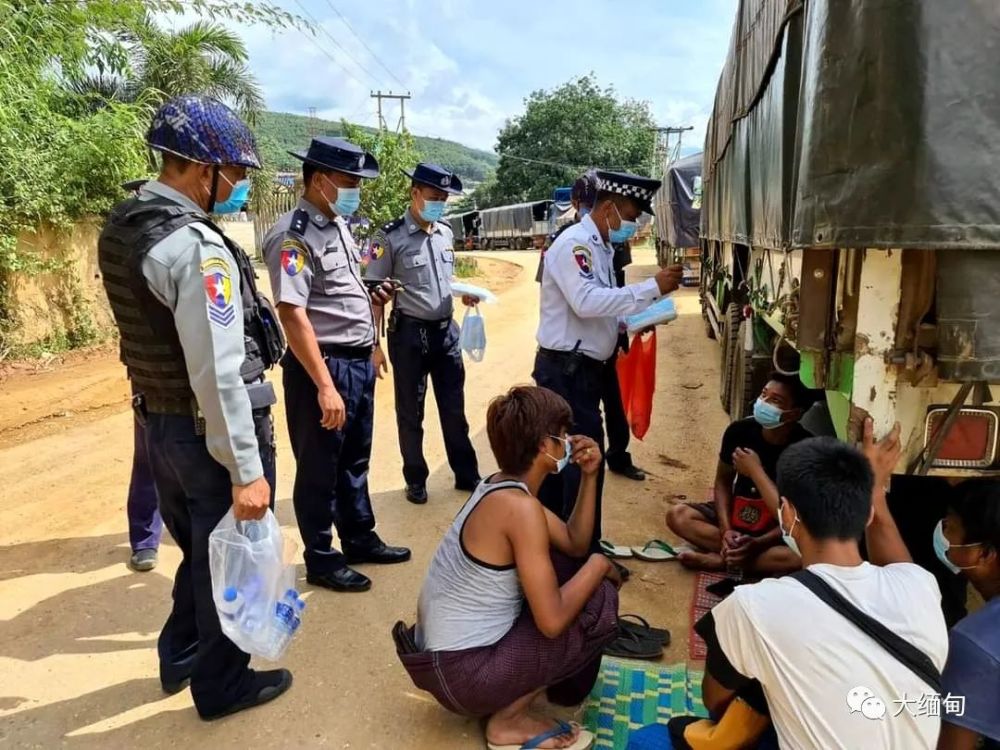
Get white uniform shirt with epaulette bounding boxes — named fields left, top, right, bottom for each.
left=138, top=180, right=263, bottom=485
left=366, top=209, right=456, bottom=321
left=262, top=198, right=375, bottom=347
left=537, top=213, right=660, bottom=361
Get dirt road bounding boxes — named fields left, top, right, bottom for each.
left=0, top=247, right=728, bottom=748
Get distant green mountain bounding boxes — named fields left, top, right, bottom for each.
left=255, top=111, right=498, bottom=182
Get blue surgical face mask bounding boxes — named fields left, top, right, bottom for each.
left=608, top=204, right=638, bottom=243
left=779, top=500, right=802, bottom=558
left=212, top=175, right=250, bottom=214
left=321, top=176, right=361, bottom=217
left=545, top=435, right=573, bottom=474
left=419, top=199, right=446, bottom=223
left=933, top=520, right=981, bottom=574
left=753, top=397, right=785, bottom=429
left=332, top=186, right=361, bottom=217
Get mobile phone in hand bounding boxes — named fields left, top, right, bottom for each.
left=363, top=278, right=404, bottom=291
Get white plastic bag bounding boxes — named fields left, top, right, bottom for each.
left=460, top=305, right=486, bottom=362
left=209, top=508, right=304, bottom=660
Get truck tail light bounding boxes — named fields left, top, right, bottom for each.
left=923, top=408, right=999, bottom=469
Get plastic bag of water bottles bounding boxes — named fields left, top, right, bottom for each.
left=209, top=508, right=306, bottom=661
left=460, top=305, right=486, bottom=362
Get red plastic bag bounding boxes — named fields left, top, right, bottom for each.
left=616, top=331, right=657, bottom=439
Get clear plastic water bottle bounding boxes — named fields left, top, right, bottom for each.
left=269, top=589, right=305, bottom=657
left=238, top=575, right=268, bottom=637
left=217, top=586, right=245, bottom=622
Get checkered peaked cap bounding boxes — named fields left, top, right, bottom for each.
left=595, top=170, right=662, bottom=214
left=147, top=95, right=261, bottom=169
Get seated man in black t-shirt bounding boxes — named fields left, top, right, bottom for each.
left=666, top=373, right=810, bottom=575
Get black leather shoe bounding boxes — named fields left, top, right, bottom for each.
left=405, top=484, right=428, bottom=504
left=610, top=464, right=646, bottom=481
left=162, top=676, right=191, bottom=695
left=307, top=567, right=372, bottom=592
left=199, top=669, right=293, bottom=721
left=454, top=476, right=482, bottom=492
left=344, top=538, right=412, bottom=565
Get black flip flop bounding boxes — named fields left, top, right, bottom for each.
left=619, top=614, right=671, bottom=647
left=603, top=627, right=663, bottom=660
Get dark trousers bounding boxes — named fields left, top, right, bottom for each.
left=128, top=412, right=162, bottom=552
left=602, top=360, right=633, bottom=472
left=533, top=351, right=606, bottom=550
left=282, top=351, right=377, bottom=574
left=387, top=315, right=479, bottom=487
left=145, top=409, right=276, bottom=716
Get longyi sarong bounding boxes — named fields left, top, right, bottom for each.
left=395, top=554, right=618, bottom=716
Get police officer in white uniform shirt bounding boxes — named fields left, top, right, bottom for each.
left=534, top=170, right=683, bottom=550
left=263, top=137, right=410, bottom=594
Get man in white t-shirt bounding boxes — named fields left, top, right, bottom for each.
left=696, top=422, right=949, bottom=750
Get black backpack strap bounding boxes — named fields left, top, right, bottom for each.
left=792, top=570, right=942, bottom=694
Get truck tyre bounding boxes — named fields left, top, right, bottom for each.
left=719, top=303, right=741, bottom=411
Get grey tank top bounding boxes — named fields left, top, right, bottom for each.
left=415, top=478, right=529, bottom=652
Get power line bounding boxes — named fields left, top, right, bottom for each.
left=289, top=0, right=382, bottom=87
left=321, top=0, right=408, bottom=89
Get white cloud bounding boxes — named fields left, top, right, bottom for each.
left=169, top=0, right=739, bottom=154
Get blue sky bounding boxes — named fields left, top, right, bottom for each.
left=232, top=0, right=738, bottom=153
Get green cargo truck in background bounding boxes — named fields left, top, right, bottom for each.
left=701, top=0, right=1000, bottom=480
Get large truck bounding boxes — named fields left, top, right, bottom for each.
left=444, top=210, right=480, bottom=251
left=654, top=151, right=703, bottom=287
left=478, top=200, right=553, bottom=250
left=701, top=0, right=1000, bottom=482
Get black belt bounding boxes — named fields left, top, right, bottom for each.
left=319, top=343, right=374, bottom=359
left=394, top=311, right=452, bottom=330
left=138, top=381, right=274, bottom=430
left=537, top=347, right=605, bottom=371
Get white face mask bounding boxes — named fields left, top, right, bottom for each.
left=779, top=499, right=802, bottom=557
left=544, top=435, right=572, bottom=474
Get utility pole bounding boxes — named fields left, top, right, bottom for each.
left=370, top=90, right=412, bottom=130
left=308, top=107, right=318, bottom=136
left=649, top=125, right=694, bottom=179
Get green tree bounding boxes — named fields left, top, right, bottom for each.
left=0, top=0, right=297, bottom=348
left=71, top=15, right=264, bottom=122
left=490, top=74, right=656, bottom=207
left=341, top=122, right=423, bottom=238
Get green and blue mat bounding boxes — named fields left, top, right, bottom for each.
left=582, top=658, right=709, bottom=750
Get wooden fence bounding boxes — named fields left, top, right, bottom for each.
left=251, top=188, right=300, bottom=260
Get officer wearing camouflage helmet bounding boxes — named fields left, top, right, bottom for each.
left=98, top=95, right=291, bottom=720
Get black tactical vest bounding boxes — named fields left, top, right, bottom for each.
left=99, top=195, right=284, bottom=416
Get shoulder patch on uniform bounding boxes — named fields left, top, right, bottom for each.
left=572, top=244, right=594, bottom=279
left=289, top=208, right=310, bottom=236
left=202, top=257, right=235, bottom=328
left=381, top=217, right=404, bottom=233
left=280, top=237, right=308, bottom=276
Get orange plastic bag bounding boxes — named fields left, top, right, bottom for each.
left=616, top=331, right=657, bottom=439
